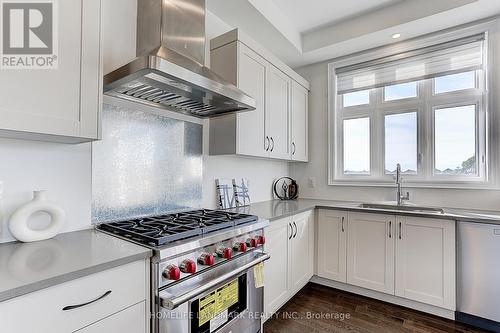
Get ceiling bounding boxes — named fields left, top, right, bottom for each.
left=207, top=0, right=500, bottom=68
left=271, top=0, right=403, bottom=33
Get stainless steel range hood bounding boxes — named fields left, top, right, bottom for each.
left=103, top=0, right=256, bottom=118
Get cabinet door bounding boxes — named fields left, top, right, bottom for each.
left=267, top=66, right=291, bottom=160
left=290, top=210, right=313, bottom=292
left=290, top=81, right=308, bottom=162
left=263, top=217, right=292, bottom=315
left=395, top=217, right=455, bottom=310
left=317, top=210, right=347, bottom=283
left=75, top=301, right=146, bottom=333
left=0, top=0, right=101, bottom=142
left=236, top=44, right=268, bottom=157
left=102, top=0, right=137, bottom=75
left=347, top=212, right=395, bottom=294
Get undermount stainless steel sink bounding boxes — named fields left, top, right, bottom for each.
left=359, top=203, right=445, bottom=214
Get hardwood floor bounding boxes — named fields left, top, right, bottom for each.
left=263, top=283, right=489, bottom=333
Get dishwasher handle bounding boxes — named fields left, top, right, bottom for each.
left=160, top=252, right=270, bottom=310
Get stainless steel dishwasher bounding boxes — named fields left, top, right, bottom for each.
left=457, top=221, right=500, bottom=332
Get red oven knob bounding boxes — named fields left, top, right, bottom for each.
left=216, top=247, right=232, bottom=259
left=234, top=242, right=247, bottom=253
left=246, top=238, right=257, bottom=248
left=163, top=264, right=181, bottom=280
left=180, top=259, right=197, bottom=274
left=258, top=235, right=266, bottom=245
left=198, top=253, right=215, bottom=266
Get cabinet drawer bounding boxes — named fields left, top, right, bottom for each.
left=75, top=301, right=146, bottom=333
left=0, top=260, right=146, bottom=333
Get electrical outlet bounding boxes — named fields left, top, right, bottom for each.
left=308, top=177, right=316, bottom=188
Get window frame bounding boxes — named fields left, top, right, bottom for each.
left=328, top=22, right=496, bottom=189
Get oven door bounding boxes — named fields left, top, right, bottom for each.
left=157, top=252, right=269, bottom=333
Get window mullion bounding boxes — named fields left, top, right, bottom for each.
left=372, top=88, right=383, bottom=179
left=420, top=79, right=433, bottom=182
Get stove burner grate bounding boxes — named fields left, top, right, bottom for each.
left=98, top=209, right=258, bottom=246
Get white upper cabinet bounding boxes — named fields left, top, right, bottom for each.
left=290, top=81, right=308, bottom=161
left=237, top=44, right=268, bottom=157
left=395, top=216, right=456, bottom=310
left=209, top=29, right=309, bottom=162
left=268, top=66, right=291, bottom=160
left=0, top=0, right=102, bottom=143
left=347, top=212, right=395, bottom=294
left=101, top=0, right=137, bottom=75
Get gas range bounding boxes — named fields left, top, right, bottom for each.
left=97, top=209, right=269, bottom=333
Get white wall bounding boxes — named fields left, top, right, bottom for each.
left=0, top=140, right=92, bottom=243
left=202, top=10, right=289, bottom=208
left=290, top=21, right=500, bottom=211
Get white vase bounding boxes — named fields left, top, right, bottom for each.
left=9, top=190, right=66, bottom=242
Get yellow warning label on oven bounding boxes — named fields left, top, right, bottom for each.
left=199, top=279, right=239, bottom=327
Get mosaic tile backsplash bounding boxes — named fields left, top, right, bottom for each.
left=92, top=103, right=202, bottom=223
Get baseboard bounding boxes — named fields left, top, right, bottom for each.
left=310, top=276, right=455, bottom=320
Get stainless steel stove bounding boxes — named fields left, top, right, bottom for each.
left=97, top=209, right=269, bottom=333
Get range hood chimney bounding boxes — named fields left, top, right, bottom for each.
left=103, top=0, right=256, bottom=118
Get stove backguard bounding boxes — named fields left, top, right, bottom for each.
left=91, top=102, right=202, bottom=223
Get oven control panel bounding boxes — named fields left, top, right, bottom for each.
left=157, top=229, right=265, bottom=288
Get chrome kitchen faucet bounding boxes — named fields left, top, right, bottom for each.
left=396, top=163, right=410, bottom=206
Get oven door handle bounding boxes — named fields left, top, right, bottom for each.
left=160, top=252, right=270, bottom=310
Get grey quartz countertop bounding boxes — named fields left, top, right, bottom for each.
left=0, top=229, right=152, bottom=302
left=230, top=198, right=500, bottom=225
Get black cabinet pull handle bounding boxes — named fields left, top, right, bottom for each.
left=270, top=137, right=275, bottom=151
left=293, top=222, right=298, bottom=238
left=292, top=142, right=296, bottom=155
left=399, top=222, right=402, bottom=240
left=288, top=223, right=293, bottom=240
left=62, top=290, right=112, bottom=311
left=341, top=216, right=345, bottom=232
left=265, top=136, right=270, bottom=151
left=389, top=221, right=392, bottom=238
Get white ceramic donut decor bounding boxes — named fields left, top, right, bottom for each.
left=8, top=190, right=66, bottom=242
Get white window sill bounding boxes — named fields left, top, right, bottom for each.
left=329, top=180, right=499, bottom=190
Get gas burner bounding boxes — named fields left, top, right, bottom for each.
left=97, top=209, right=258, bottom=247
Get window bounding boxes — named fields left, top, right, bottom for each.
left=385, top=112, right=417, bottom=175
left=384, top=82, right=418, bottom=101
left=434, top=71, right=476, bottom=94
left=343, top=90, right=369, bottom=107
left=331, top=33, right=488, bottom=186
left=434, top=105, right=477, bottom=175
left=343, top=118, right=370, bottom=174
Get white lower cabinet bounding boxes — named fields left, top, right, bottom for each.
left=264, top=210, right=314, bottom=316
left=290, top=211, right=314, bottom=292
left=317, top=209, right=456, bottom=311
left=263, top=216, right=291, bottom=315
left=395, top=216, right=456, bottom=310
left=347, top=212, right=395, bottom=294
left=317, top=210, right=347, bottom=283
left=0, top=260, right=148, bottom=333
left=76, top=301, right=146, bottom=333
